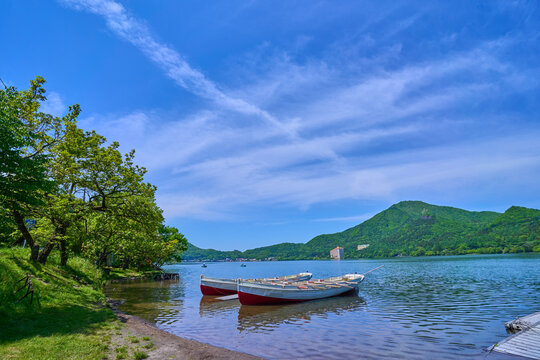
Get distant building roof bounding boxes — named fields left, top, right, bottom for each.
left=331, top=246, right=343, bottom=251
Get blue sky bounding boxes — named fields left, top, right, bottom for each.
left=1, top=1, right=540, bottom=250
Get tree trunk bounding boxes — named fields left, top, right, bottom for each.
left=11, top=207, right=39, bottom=261
left=37, top=240, right=56, bottom=264
left=57, top=223, right=68, bottom=266
left=30, top=244, right=40, bottom=261
left=96, top=251, right=109, bottom=267
left=59, top=239, right=68, bottom=266
left=38, top=224, right=67, bottom=265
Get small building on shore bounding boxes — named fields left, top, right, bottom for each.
left=330, top=246, right=344, bottom=260
left=357, top=244, right=370, bottom=251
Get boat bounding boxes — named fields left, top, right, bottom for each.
left=201, top=263, right=207, bottom=268
left=200, top=272, right=313, bottom=296
left=237, top=273, right=365, bottom=305
left=240, top=264, right=246, bottom=267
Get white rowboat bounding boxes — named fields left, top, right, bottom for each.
left=237, top=273, right=365, bottom=305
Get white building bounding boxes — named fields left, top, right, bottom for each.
left=330, top=246, right=344, bottom=260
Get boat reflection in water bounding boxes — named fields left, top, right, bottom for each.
left=199, top=296, right=241, bottom=318
left=237, top=295, right=366, bottom=332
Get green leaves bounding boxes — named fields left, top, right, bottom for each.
left=1, top=77, right=188, bottom=267
left=0, top=83, right=52, bottom=209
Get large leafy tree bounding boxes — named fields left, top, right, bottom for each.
left=2, top=77, right=188, bottom=267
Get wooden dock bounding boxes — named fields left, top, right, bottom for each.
left=505, top=312, right=540, bottom=333
left=491, top=312, right=540, bottom=359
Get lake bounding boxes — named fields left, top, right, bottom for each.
left=105, top=254, right=540, bottom=359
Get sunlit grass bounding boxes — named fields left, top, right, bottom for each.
left=0, top=247, right=115, bottom=360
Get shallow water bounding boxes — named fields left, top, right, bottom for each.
left=105, top=254, right=540, bottom=359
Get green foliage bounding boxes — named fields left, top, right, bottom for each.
left=1, top=77, right=188, bottom=268
left=158, top=224, right=188, bottom=264
left=182, top=201, right=540, bottom=261
left=0, top=78, right=53, bottom=211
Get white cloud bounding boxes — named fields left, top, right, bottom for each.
left=83, top=102, right=539, bottom=220
left=40, top=91, right=66, bottom=116
left=153, top=131, right=540, bottom=219
left=77, top=39, right=539, bottom=219
left=313, top=214, right=375, bottom=223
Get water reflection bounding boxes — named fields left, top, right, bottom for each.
left=105, top=254, right=540, bottom=359
left=105, top=279, right=185, bottom=323
left=237, top=295, right=366, bottom=332
left=199, top=296, right=240, bottom=317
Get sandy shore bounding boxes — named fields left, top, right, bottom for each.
left=108, top=301, right=261, bottom=360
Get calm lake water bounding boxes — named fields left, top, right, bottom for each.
left=105, top=254, right=540, bottom=359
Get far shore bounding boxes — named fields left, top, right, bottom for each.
left=180, top=252, right=540, bottom=265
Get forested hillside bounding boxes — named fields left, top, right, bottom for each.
left=182, top=201, right=540, bottom=261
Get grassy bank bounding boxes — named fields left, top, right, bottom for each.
left=104, top=267, right=163, bottom=281
left=0, top=247, right=150, bottom=360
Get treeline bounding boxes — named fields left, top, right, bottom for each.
left=183, top=201, right=540, bottom=261
left=0, top=77, right=187, bottom=269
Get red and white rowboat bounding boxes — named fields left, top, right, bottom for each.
left=237, top=273, right=365, bottom=305
left=200, top=272, right=312, bottom=296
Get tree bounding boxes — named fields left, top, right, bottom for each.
left=2, top=77, right=189, bottom=267
left=156, top=224, right=188, bottom=265
left=0, top=77, right=56, bottom=259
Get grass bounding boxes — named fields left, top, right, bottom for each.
left=105, top=268, right=162, bottom=281
left=133, top=350, right=148, bottom=360
left=115, top=346, right=128, bottom=359
left=0, top=247, right=116, bottom=359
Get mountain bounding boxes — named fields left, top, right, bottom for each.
left=181, top=201, right=540, bottom=261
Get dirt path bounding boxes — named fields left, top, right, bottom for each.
left=107, top=301, right=262, bottom=360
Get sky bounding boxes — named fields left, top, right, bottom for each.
left=1, top=1, right=540, bottom=251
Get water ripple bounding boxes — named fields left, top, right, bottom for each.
left=105, top=254, right=540, bottom=359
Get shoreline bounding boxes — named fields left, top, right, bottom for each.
left=107, top=300, right=261, bottom=360
left=181, top=252, right=540, bottom=263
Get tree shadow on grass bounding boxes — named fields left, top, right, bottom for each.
left=0, top=304, right=115, bottom=344
left=63, top=265, right=96, bottom=287
left=9, top=257, right=42, bottom=277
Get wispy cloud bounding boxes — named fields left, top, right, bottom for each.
left=313, top=214, right=375, bottom=223
left=60, top=0, right=297, bottom=136
left=84, top=102, right=540, bottom=219
left=40, top=91, right=66, bottom=116
left=65, top=0, right=540, bottom=221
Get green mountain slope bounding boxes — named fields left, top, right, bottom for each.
left=181, top=201, right=540, bottom=261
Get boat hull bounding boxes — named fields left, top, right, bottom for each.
left=200, top=277, right=237, bottom=296
left=200, top=284, right=237, bottom=296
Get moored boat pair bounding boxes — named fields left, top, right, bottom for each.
left=201, top=271, right=371, bottom=305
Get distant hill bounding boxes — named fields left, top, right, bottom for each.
left=181, top=201, right=540, bottom=261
